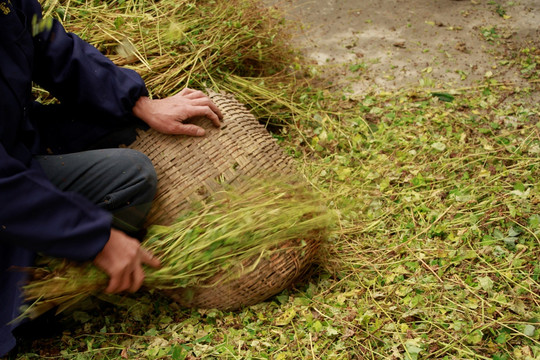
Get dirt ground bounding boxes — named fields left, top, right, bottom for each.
left=266, top=0, right=539, bottom=94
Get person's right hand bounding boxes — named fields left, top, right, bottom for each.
left=93, top=228, right=161, bottom=293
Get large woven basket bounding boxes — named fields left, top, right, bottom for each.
left=128, top=91, right=319, bottom=310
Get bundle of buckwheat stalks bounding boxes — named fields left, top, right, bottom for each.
left=23, top=178, right=334, bottom=315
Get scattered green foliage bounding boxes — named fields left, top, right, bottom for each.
left=488, top=1, right=507, bottom=18
left=430, top=92, right=455, bottom=102
left=518, top=48, right=540, bottom=79
left=349, top=63, right=367, bottom=73
left=481, top=26, right=500, bottom=42
left=288, top=81, right=540, bottom=359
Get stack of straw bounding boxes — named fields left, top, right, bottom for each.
left=36, top=0, right=299, bottom=125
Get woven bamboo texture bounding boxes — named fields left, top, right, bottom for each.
left=129, top=91, right=318, bottom=310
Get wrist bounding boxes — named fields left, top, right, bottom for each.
left=132, top=96, right=152, bottom=122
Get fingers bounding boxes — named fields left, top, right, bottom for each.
left=162, top=105, right=221, bottom=136
left=188, top=98, right=223, bottom=124
left=126, top=249, right=159, bottom=292
left=140, top=248, right=161, bottom=268
left=178, top=87, right=196, bottom=96
left=105, top=271, right=122, bottom=293
left=170, top=123, right=206, bottom=137
left=190, top=105, right=222, bottom=128
left=119, top=261, right=136, bottom=292
left=95, top=229, right=160, bottom=294
left=178, top=88, right=208, bottom=100
left=137, top=88, right=224, bottom=136
left=129, top=265, right=145, bottom=293
left=105, top=266, right=143, bottom=293
left=104, top=250, right=150, bottom=294
left=179, top=88, right=203, bottom=98
left=178, top=88, right=224, bottom=123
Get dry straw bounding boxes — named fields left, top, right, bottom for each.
left=37, top=0, right=298, bottom=121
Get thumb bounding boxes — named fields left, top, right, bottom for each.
left=173, top=123, right=206, bottom=137
left=140, top=248, right=161, bottom=268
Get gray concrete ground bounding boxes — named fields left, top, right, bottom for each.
left=267, top=0, right=539, bottom=93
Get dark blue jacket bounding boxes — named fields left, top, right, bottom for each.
left=0, top=0, right=148, bottom=355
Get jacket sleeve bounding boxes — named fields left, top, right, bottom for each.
left=0, top=143, right=111, bottom=261
left=31, top=6, right=148, bottom=121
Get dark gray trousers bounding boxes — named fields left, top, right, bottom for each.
left=35, top=148, right=157, bottom=236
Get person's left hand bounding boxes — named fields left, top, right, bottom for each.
left=94, top=229, right=161, bottom=294
left=133, top=88, right=223, bottom=136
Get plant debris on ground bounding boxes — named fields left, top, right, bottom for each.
left=9, top=0, right=539, bottom=359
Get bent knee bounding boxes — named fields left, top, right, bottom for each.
left=115, top=149, right=157, bottom=197
left=130, top=150, right=158, bottom=194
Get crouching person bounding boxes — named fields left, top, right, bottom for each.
left=0, top=0, right=222, bottom=355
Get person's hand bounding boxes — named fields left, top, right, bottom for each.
left=132, top=88, right=223, bottom=136
left=93, top=229, right=161, bottom=293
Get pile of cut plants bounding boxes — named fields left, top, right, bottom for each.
left=10, top=0, right=540, bottom=359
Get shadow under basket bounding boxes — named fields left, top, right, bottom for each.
left=128, top=91, right=319, bottom=310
